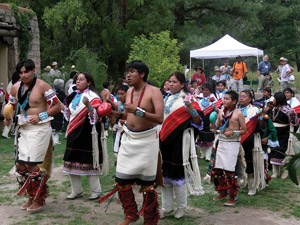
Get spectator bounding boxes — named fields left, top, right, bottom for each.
left=230, top=56, right=248, bottom=92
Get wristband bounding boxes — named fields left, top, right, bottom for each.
left=38, top=112, right=49, bottom=121
left=190, top=108, right=198, bottom=118
left=88, top=105, right=93, bottom=111
left=232, top=130, right=241, bottom=138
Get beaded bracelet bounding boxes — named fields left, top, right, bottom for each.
left=88, top=105, right=93, bottom=111
left=232, top=130, right=241, bottom=138
left=190, top=108, right=198, bottom=118
left=38, top=112, right=49, bottom=121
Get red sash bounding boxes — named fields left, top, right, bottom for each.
left=160, top=102, right=201, bottom=142
left=293, top=105, right=300, bottom=114
left=240, top=117, right=258, bottom=144
left=67, top=98, right=102, bottom=136
left=203, top=98, right=223, bottom=116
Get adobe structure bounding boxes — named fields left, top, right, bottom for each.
left=0, top=3, right=40, bottom=103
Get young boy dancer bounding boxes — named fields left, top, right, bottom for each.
left=212, top=90, right=247, bottom=206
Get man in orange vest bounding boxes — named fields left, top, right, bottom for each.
left=230, top=56, right=248, bottom=92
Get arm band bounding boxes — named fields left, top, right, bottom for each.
left=38, top=112, right=49, bottom=121
left=190, top=108, right=198, bottom=118
left=88, top=105, right=93, bottom=111
left=232, top=130, right=241, bottom=138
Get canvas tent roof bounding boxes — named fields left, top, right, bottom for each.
left=190, top=34, right=264, bottom=59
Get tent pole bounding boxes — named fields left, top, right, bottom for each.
left=189, top=56, right=192, bottom=79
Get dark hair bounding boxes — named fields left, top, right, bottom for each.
left=283, top=87, right=295, bottom=97
left=117, top=85, right=129, bottom=92
left=194, top=66, right=203, bottom=72
left=263, top=87, right=272, bottom=95
left=216, top=80, right=226, bottom=86
left=127, top=60, right=149, bottom=81
left=11, top=71, right=20, bottom=84
left=190, top=79, right=197, bottom=85
left=225, top=90, right=239, bottom=103
left=79, top=72, right=97, bottom=92
left=274, top=91, right=287, bottom=106
left=102, top=81, right=110, bottom=89
left=169, top=71, right=189, bottom=93
left=69, top=71, right=78, bottom=79
left=241, top=89, right=255, bottom=104
left=16, top=59, right=35, bottom=73
left=112, top=78, right=124, bottom=95
left=201, top=83, right=213, bottom=93
left=160, top=80, right=169, bottom=94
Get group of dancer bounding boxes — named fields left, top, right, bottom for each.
left=3, top=59, right=299, bottom=225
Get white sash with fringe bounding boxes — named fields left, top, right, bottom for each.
left=252, top=133, right=267, bottom=191
left=182, top=128, right=205, bottom=195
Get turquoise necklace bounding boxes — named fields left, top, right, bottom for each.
left=164, top=92, right=180, bottom=114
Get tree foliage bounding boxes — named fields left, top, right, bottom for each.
left=128, top=31, right=182, bottom=86
left=2, top=0, right=300, bottom=83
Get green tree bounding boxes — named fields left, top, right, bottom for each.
left=71, top=46, right=108, bottom=91
left=128, top=31, right=182, bottom=86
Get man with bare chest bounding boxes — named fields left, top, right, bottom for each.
left=107, top=60, right=163, bottom=225
left=211, top=90, right=247, bottom=206
left=4, top=59, right=62, bottom=211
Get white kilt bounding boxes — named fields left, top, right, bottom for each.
left=17, top=122, right=52, bottom=163
left=116, top=125, right=159, bottom=182
left=214, top=134, right=240, bottom=172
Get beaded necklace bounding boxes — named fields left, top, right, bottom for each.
left=219, top=106, right=236, bottom=132
left=164, top=92, right=180, bottom=114
left=200, top=96, right=210, bottom=108
left=238, top=104, right=249, bottom=117
left=17, top=75, right=37, bottom=117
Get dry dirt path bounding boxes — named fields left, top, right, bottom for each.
left=0, top=166, right=299, bottom=225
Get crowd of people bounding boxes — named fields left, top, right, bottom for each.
left=1, top=56, right=299, bottom=225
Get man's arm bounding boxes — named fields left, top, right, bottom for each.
left=238, top=111, right=247, bottom=135
left=42, top=82, right=63, bottom=117
left=143, top=88, right=164, bottom=124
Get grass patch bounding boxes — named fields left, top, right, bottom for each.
left=1, top=130, right=300, bottom=224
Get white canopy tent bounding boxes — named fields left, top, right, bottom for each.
left=189, top=34, right=264, bottom=69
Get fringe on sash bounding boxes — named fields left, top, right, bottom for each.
left=100, top=123, right=109, bottom=175
left=183, top=128, right=205, bottom=195
left=252, top=133, right=266, bottom=191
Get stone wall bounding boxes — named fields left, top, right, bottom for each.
left=0, top=3, right=40, bottom=81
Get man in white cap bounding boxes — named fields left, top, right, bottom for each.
left=49, top=61, right=62, bottom=77
left=279, top=57, right=294, bottom=91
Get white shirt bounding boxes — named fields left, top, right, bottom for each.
left=280, top=64, right=292, bottom=81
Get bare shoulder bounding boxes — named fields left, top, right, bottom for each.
left=147, top=84, right=160, bottom=95
left=234, top=108, right=243, bottom=116
left=11, top=81, right=21, bottom=96
left=36, top=79, right=52, bottom=92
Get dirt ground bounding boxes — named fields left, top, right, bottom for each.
left=0, top=166, right=299, bottom=225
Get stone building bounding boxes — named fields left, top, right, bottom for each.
left=0, top=3, right=40, bottom=104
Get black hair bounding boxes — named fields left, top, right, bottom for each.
left=79, top=72, right=97, bottom=93
left=127, top=60, right=149, bottom=81
left=216, top=80, right=226, bottom=86
left=263, top=87, right=272, bottom=95
left=241, top=89, right=255, bottom=104
left=283, top=87, right=295, bottom=97
left=112, top=78, right=124, bottom=95
left=169, top=71, right=189, bottom=93
left=102, top=81, right=110, bottom=89
left=117, top=85, right=129, bottom=92
left=225, top=90, right=239, bottom=103
left=16, top=59, right=35, bottom=73
left=190, top=79, right=197, bottom=85
left=274, top=91, right=287, bottom=106
left=69, top=71, right=78, bottom=79
left=11, top=71, right=20, bottom=84
left=201, top=83, right=213, bottom=93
